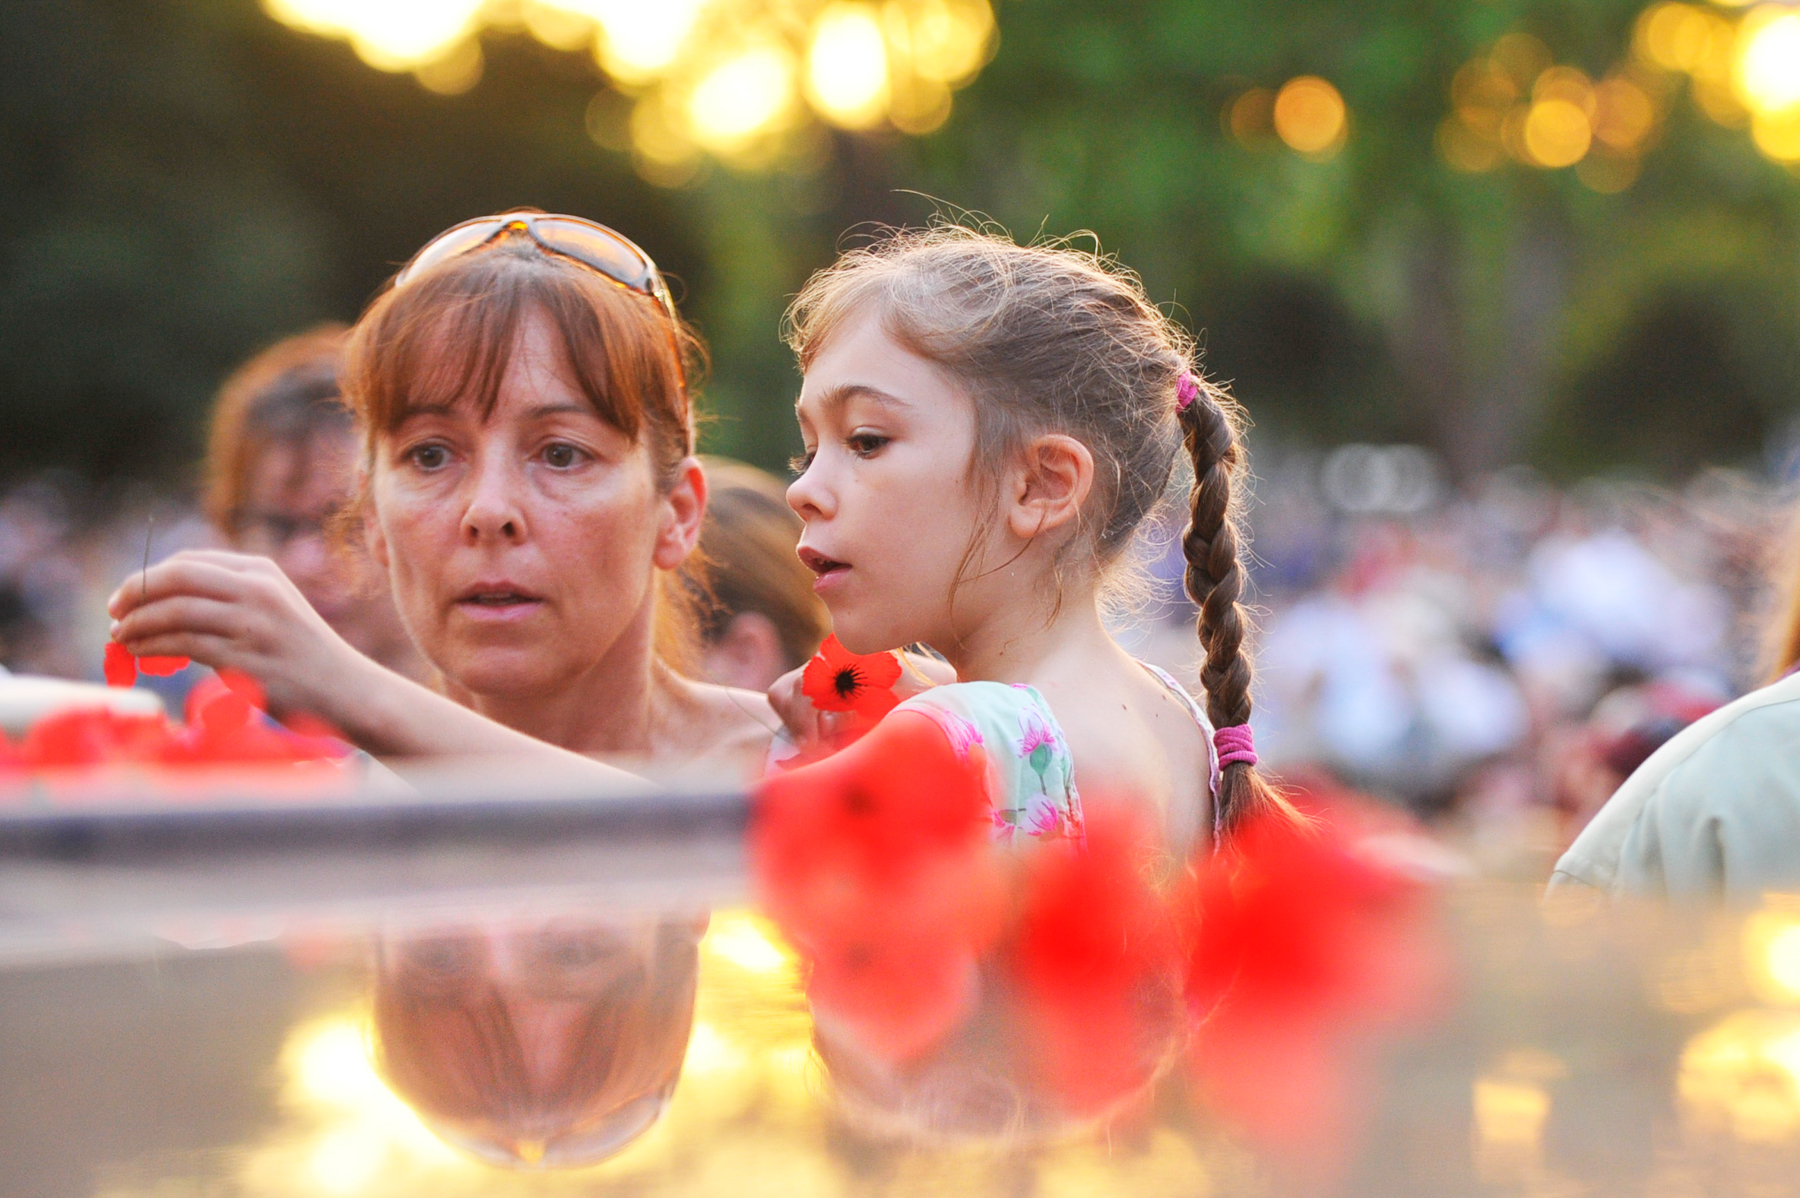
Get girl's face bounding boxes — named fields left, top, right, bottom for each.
left=368, top=312, right=700, bottom=699
left=788, top=308, right=993, bottom=655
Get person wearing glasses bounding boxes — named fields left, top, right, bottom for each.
left=203, top=324, right=427, bottom=682
left=107, top=211, right=774, bottom=775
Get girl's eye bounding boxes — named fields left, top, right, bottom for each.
left=847, top=432, right=889, bottom=458
left=543, top=442, right=585, bottom=469
left=408, top=443, right=450, bottom=471
left=788, top=450, right=816, bottom=476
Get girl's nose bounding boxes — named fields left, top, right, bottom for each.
left=786, top=462, right=834, bottom=522
left=462, top=452, right=528, bottom=543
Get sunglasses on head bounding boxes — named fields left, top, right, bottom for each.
left=395, top=211, right=677, bottom=316
left=394, top=210, right=686, bottom=394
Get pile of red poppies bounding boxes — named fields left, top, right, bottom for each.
left=1, top=661, right=343, bottom=772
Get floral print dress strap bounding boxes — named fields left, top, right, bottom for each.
left=897, top=682, right=1085, bottom=846
left=1136, top=659, right=1223, bottom=843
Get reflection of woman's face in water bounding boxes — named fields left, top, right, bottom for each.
left=372, top=918, right=700, bottom=1168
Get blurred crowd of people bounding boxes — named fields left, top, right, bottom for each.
left=1124, top=446, right=1795, bottom=855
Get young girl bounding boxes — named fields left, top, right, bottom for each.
left=773, top=226, right=1295, bottom=853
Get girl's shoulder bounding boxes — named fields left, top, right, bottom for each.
left=897, top=682, right=1084, bottom=844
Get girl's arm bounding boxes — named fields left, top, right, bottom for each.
left=107, top=549, right=635, bottom=777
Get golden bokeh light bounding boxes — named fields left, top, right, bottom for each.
left=1273, top=76, right=1349, bottom=157
left=262, top=0, right=485, bottom=72
left=1735, top=8, right=1800, bottom=116
left=262, top=0, right=996, bottom=184
left=1591, top=76, right=1658, bottom=150
left=1744, top=906, right=1800, bottom=1002
left=584, top=0, right=709, bottom=84
left=1524, top=98, right=1593, bottom=167
left=688, top=46, right=797, bottom=153
left=1753, top=107, right=1800, bottom=162
left=807, top=5, right=891, bottom=129
left=1679, top=1009, right=1800, bottom=1143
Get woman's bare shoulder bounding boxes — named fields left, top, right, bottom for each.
left=668, top=678, right=777, bottom=769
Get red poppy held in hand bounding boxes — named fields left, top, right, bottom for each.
left=801, top=635, right=903, bottom=721
left=103, top=641, right=189, bottom=687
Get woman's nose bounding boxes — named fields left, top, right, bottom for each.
left=462, top=452, right=528, bottom=543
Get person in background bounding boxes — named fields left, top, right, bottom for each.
left=1549, top=509, right=1800, bottom=898
left=205, top=325, right=427, bottom=681
left=694, top=457, right=829, bottom=691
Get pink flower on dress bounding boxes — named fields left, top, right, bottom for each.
left=934, top=709, right=985, bottom=761
left=1025, top=797, right=1070, bottom=839
left=1017, top=708, right=1058, bottom=767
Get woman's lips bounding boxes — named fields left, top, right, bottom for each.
left=453, top=587, right=545, bottom=623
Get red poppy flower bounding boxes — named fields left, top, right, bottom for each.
left=753, top=709, right=1004, bottom=1060
left=1010, top=800, right=1182, bottom=1114
left=102, top=641, right=189, bottom=687
left=801, top=635, right=903, bottom=722
left=1177, top=794, right=1446, bottom=1170
left=102, top=642, right=136, bottom=688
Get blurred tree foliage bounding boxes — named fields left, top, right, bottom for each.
left=0, top=0, right=1794, bottom=488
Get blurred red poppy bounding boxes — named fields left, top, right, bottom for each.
left=1179, top=795, right=1446, bottom=1169
left=753, top=709, right=1004, bottom=1060
left=801, top=635, right=902, bottom=723
left=1011, top=801, right=1182, bottom=1115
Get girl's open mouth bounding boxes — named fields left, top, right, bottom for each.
left=798, top=547, right=851, bottom=594
left=798, top=548, right=850, bottom=577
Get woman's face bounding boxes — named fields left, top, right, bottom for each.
left=368, top=312, right=699, bottom=699
left=787, top=308, right=993, bottom=655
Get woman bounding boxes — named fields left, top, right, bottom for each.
left=204, top=324, right=426, bottom=680
left=108, top=212, right=773, bottom=774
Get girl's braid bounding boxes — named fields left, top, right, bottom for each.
left=1177, top=378, right=1300, bottom=836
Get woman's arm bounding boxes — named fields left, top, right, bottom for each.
left=108, top=549, right=637, bottom=777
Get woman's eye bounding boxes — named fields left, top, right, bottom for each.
left=847, top=433, right=889, bottom=458
left=408, top=444, right=449, bottom=470
left=789, top=450, right=816, bottom=476
left=543, top=443, right=584, bottom=469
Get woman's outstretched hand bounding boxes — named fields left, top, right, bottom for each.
left=107, top=549, right=364, bottom=720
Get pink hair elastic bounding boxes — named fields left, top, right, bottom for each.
left=1176, top=371, right=1201, bottom=411
left=1214, top=723, right=1258, bottom=769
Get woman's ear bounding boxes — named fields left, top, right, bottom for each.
left=1005, top=434, right=1095, bottom=541
left=653, top=456, right=708, bottom=571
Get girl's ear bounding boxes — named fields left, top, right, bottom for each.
left=1005, top=433, right=1095, bottom=541
left=653, top=456, right=708, bottom=571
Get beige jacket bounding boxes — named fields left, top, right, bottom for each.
left=1550, top=672, right=1800, bottom=899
